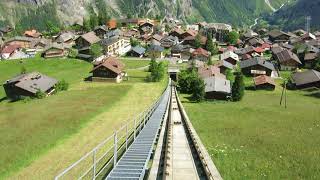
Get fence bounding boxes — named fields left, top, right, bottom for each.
left=55, top=83, right=170, bottom=180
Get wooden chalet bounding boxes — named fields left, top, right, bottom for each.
left=274, top=49, right=302, bottom=70
left=75, top=32, right=100, bottom=49
left=239, top=57, right=276, bottom=76
left=292, top=70, right=320, bottom=89
left=220, top=51, right=239, bottom=65
left=253, top=75, right=276, bottom=90
left=90, top=57, right=125, bottom=83
left=191, top=48, right=210, bottom=62
left=3, top=72, right=57, bottom=100
left=203, top=76, right=231, bottom=100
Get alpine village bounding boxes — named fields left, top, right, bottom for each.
left=0, top=1, right=320, bottom=180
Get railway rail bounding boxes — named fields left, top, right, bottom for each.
left=55, top=81, right=222, bottom=180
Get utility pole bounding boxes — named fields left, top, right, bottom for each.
left=305, top=16, right=311, bottom=33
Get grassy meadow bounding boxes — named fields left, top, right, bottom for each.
left=180, top=78, right=320, bottom=179
left=0, top=57, right=167, bottom=179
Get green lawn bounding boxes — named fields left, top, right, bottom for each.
left=0, top=57, right=167, bottom=179
left=180, top=83, right=320, bottom=179
left=120, top=59, right=150, bottom=69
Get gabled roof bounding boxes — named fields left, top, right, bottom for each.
left=220, top=51, right=239, bottom=61
left=301, top=33, right=316, bottom=40
left=198, top=65, right=225, bottom=79
left=292, top=70, right=320, bottom=86
left=90, top=57, right=124, bottom=74
left=131, top=46, right=146, bottom=55
left=94, top=25, right=108, bottom=32
left=204, top=76, right=231, bottom=94
left=304, top=53, right=319, bottom=61
left=148, top=44, right=164, bottom=52
left=254, top=75, right=275, bottom=86
left=79, top=32, right=100, bottom=44
left=192, top=48, right=209, bottom=57
left=268, top=30, right=290, bottom=38
left=239, top=57, right=276, bottom=71
left=24, top=29, right=42, bottom=38
left=1, top=44, right=20, bottom=54
left=243, top=30, right=258, bottom=38
left=215, top=60, right=234, bottom=70
left=43, top=43, right=71, bottom=52
left=152, top=34, right=163, bottom=42
left=170, top=28, right=184, bottom=35
left=55, top=32, right=75, bottom=43
left=275, top=49, right=301, bottom=64
left=4, top=72, right=58, bottom=94
left=100, top=36, right=121, bottom=46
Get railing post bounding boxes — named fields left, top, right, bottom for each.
left=134, top=118, right=136, bottom=139
left=93, top=149, right=96, bottom=180
left=114, top=132, right=118, bottom=167
left=126, top=123, right=128, bottom=150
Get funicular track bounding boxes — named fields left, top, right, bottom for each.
left=55, top=81, right=222, bottom=180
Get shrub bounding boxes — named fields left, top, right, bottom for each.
left=68, top=48, right=78, bottom=58
left=191, top=76, right=205, bottom=102
left=232, top=72, right=245, bottom=101
left=147, top=61, right=166, bottom=82
left=90, top=43, right=103, bottom=58
left=227, top=31, right=240, bottom=45
left=55, top=80, right=69, bottom=92
left=21, top=66, right=27, bottom=74
left=35, top=90, right=46, bottom=99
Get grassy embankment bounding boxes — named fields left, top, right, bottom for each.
left=0, top=57, right=167, bottom=179
left=180, top=75, right=320, bottom=179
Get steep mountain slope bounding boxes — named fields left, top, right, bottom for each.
left=266, top=0, right=320, bottom=30
left=0, top=0, right=287, bottom=29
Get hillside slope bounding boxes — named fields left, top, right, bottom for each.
left=0, top=0, right=287, bottom=29
left=266, top=0, right=320, bottom=30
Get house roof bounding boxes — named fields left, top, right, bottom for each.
left=292, top=70, right=320, bottom=86
left=215, top=60, right=234, bottom=70
left=301, top=33, right=316, bottom=40
left=4, top=72, right=58, bottom=94
left=188, top=60, right=205, bottom=68
left=1, top=44, right=21, bottom=54
left=43, top=43, right=72, bottom=52
left=268, top=30, right=290, bottom=38
left=275, top=49, right=301, bottom=64
left=148, top=44, right=164, bottom=52
left=170, top=28, right=184, bottom=35
left=248, top=37, right=264, bottom=46
left=239, top=57, right=276, bottom=71
left=152, top=34, right=163, bottom=42
left=100, top=36, right=121, bottom=46
left=254, top=75, right=275, bottom=86
left=131, top=46, right=146, bottom=55
left=198, top=65, right=225, bottom=79
left=182, top=29, right=198, bottom=37
left=24, top=29, right=42, bottom=38
left=271, top=46, right=284, bottom=54
left=91, top=57, right=124, bottom=74
left=79, top=32, right=100, bottom=44
left=5, top=36, right=37, bottom=43
left=94, top=25, right=107, bottom=32
left=304, top=53, right=319, bottom=61
left=234, top=46, right=255, bottom=55
left=55, top=32, right=75, bottom=43
left=243, top=30, right=258, bottom=38
left=220, top=51, right=239, bottom=61
left=203, top=76, right=231, bottom=94
left=192, top=48, right=209, bottom=57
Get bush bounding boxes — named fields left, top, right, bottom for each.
left=35, top=90, right=46, bottom=99
left=90, top=43, right=103, bottom=58
left=232, top=72, right=245, bottom=101
left=147, top=61, right=166, bottom=82
left=21, top=66, right=27, bottom=74
left=55, top=80, right=69, bottom=92
left=227, top=31, right=240, bottom=45
left=177, top=69, right=205, bottom=102
left=68, top=48, right=78, bottom=58
left=191, top=76, right=205, bottom=102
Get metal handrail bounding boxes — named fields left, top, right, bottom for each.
left=54, top=80, right=170, bottom=180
